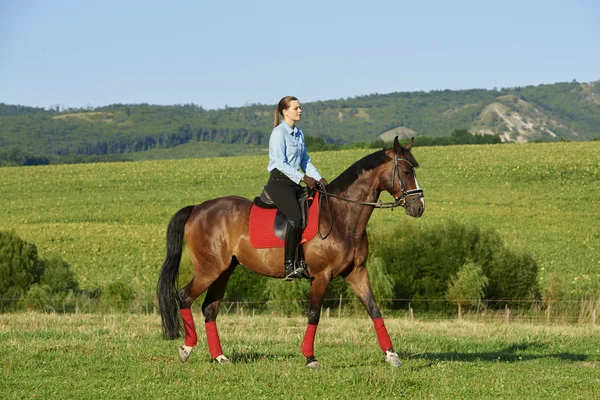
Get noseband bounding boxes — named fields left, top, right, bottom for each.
left=390, top=154, right=424, bottom=209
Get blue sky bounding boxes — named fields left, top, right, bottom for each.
left=1, top=0, right=598, bottom=110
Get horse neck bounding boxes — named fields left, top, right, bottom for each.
left=328, top=168, right=383, bottom=235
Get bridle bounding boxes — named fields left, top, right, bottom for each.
left=389, top=154, right=424, bottom=209
left=314, top=153, right=424, bottom=238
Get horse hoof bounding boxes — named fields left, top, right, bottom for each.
left=215, top=355, right=231, bottom=364
left=385, top=350, right=403, bottom=367
left=306, top=360, right=321, bottom=369
left=179, top=345, right=193, bottom=363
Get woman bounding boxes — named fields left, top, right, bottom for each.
left=266, top=96, right=327, bottom=281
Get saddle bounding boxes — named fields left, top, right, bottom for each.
left=252, top=186, right=313, bottom=240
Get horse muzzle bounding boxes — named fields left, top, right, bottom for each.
left=401, top=190, right=425, bottom=218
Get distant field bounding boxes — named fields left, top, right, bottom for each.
left=1, top=142, right=599, bottom=295
left=1, top=313, right=598, bottom=399
left=127, top=140, right=268, bottom=160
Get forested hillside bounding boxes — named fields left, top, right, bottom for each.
left=1, top=80, right=598, bottom=165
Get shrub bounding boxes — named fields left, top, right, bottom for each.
left=0, top=231, right=45, bottom=305
left=447, top=261, right=489, bottom=318
left=224, top=267, right=270, bottom=304
left=102, top=281, right=137, bottom=311
left=265, top=279, right=309, bottom=315
left=25, top=284, right=54, bottom=311
left=371, top=220, right=540, bottom=310
left=40, top=256, right=78, bottom=294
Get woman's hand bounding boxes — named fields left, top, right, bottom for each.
left=302, top=175, right=317, bottom=189
left=319, top=178, right=328, bottom=188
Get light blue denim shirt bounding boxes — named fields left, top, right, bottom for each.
left=267, top=122, right=322, bottom=184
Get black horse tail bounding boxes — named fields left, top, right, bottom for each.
left=157, top=205, right=195, bottom=340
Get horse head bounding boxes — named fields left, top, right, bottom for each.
left=381, top=136, right=425, bottom=218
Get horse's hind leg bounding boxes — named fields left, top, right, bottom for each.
left=176, top=258, right=236, bottom=363
left=200, top=262, right=236, bottom=363
left=345, top=265, right=402, bottom=367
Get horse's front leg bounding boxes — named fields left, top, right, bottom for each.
left=345, top=265, right=402, bottom=367
left=302, top=275, right=330, bottom=368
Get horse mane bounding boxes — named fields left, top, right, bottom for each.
left=327, top=149, right=392, bottom=194
left=326, top=146, right=420, bottom=194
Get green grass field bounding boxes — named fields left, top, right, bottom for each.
left=1, top=142, right=599, bottom=296
left=1, top=313, right=598, bottom=399
left=2, top=144, right=600, bottom=398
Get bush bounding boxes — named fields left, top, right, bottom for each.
left=371, top=220, right=540, bottom=310
left=447, top=261, right=489, bottom=318
left=224, top=267, right=270, bottom=304
left=0, top=231, right=81, bottom=312
left=25, top=284, right=54, bottom=311
left=102, top=281, right=137, bottom=311
left=0, top=231, right=45, bottom=300
left=265, top=279, right=310, bottom=315
left=40, top=256, right=78, bottom=294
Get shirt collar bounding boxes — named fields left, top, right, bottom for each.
left=280, top=121, right=298, bottom=136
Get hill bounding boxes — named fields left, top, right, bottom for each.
left=1, top=80, right=599, bottom=164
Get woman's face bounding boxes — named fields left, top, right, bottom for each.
left=283, top=100, right=302, bottom=122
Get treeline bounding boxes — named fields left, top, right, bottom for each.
left=0, top=129, right=501, bottom=166
left=72, top=127, right=265, bottom=157
left=304, top=129, right=501, bottom=152
left=1, top=80, right=599, bottom=166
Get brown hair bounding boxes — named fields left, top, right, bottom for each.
left=273, top=96, right=299, bottom=128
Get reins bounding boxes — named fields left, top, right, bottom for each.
left=314, top=155, right=424, bottom=239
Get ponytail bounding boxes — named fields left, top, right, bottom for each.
left=274, top=95, right=299, bottom=128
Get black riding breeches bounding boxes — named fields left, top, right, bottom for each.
left=266, top=169, right=302, bottom=227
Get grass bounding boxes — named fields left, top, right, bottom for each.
left=127, top=140, right=268, bottom=160
left=0, top=142, right=599, bottom=296
left=1, top=313, right=598, bottom=399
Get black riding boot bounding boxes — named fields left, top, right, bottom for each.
left=283, top=221, right=304, bottom=281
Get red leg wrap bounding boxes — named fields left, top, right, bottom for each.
left=373, top=317, right=393, bottom=352
left=205, top=321, right=224, bottom=359
left=301, top=324, right=318, bottom=357
left=180, top=308, right=197, bottom=347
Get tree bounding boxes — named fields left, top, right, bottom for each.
left=0, top=231, right=78, bottom=311
left=40, top=257, right=78, bottom=294
left=0, top=231, right=44, bottom=299
left=446, top=261, right=489, bottom=319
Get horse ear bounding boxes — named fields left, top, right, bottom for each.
left=405, top=137, right=414, bottom=151
left=393, top=136, right=401, bottom=154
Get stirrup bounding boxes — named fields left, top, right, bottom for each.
left=295, top=260, right=310, bottom=279
left=284, top=261, right=308, bottom=281
left=284, top=261, right=310, bottom=281
left=284, top=268, right=299, bottom=281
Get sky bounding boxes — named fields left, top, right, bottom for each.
left=1, top=0, right=598, bottom=110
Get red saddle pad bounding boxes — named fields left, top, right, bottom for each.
left=249, top=191, right=320, bottom=249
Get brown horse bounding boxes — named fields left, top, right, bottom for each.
left=157, top=136, right=424, bottom=368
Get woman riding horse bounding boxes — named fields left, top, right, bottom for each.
left=266, top=96, right=327, bottom=281
left=157, top=135, right=424, bottom=368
